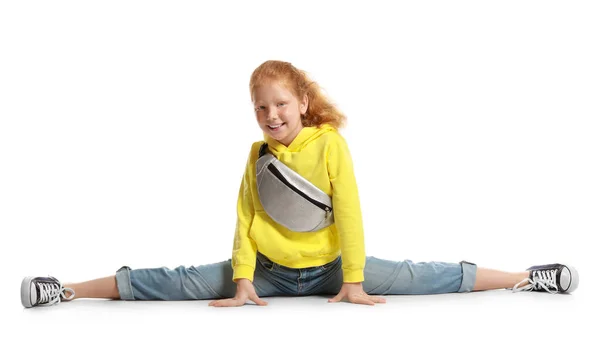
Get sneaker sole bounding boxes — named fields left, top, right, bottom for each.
left=21, top=276, right=35, bottom=308
left=563, top=265, right=579, bottom=293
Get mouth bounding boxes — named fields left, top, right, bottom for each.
left=267, top=123, right=285, bottom=132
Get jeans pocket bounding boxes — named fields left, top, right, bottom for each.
left=258, top=253, right=277, bottom=271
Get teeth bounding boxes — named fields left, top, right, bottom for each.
left=268, top=124, right=282, bottom=129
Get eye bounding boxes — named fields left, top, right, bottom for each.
left=255, top=106, right=265, bottom=111
left=277, top=102, right=286, bottom=107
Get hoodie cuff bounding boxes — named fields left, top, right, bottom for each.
left=232, top=264, right=255, bottom=282
left=342, top=269, right=365, bottom=283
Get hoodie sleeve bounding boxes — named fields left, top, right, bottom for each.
left=327, top=134, right=366, bottom=282
left=231, top=144, right=258, bottom=282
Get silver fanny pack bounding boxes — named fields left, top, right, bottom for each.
left=256, top=143, right=334, bottom=232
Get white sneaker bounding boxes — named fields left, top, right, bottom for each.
left=21, top=276, right=75, bottom=308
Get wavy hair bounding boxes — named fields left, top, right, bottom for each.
left=249, top=60, right=347, bottom=129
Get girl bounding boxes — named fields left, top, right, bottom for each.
left=21, top=60, right=579, bottom=308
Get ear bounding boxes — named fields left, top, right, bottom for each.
left=300, top=93, right=309, bottom=114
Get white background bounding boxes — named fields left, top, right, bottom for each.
left=1, top=1, right=598, bottom=345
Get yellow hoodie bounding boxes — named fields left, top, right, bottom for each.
left=231, top=124, right=366, bottom=283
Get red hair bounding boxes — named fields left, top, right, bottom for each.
left=249, top=60, right=347, bottom=129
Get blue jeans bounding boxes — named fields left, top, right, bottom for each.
left=115, top=253, right=478, bottom=300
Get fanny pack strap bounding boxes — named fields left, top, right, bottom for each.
left=259, top=142, right=269, bottom=158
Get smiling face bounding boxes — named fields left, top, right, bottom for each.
left=252, top=81, right=308, bottom=147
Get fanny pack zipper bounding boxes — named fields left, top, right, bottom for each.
left=267, top=164, right=332, bottom=214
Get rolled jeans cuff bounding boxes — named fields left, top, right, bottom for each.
left=458, top=260, right=477, bottom=293
left=115, top=265, right=135, bottom=300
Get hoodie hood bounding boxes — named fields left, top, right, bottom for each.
left=264, top=124, right=336, bottom=154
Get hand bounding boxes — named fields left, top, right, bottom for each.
left=328, top=282, right=386, bottom=306
left=209, top=278, right=267, bottom=307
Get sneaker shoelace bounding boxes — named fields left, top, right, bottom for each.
left=512, top=269, right=559, bottom=294
left=37, top=280, right=75, bottom=306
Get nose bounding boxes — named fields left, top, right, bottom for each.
left=266, top=106, right=278, bottom=120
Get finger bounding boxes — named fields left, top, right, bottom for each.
left=369, top=295, right=387, bottom=304
left=208, top=298, right=230, bottom=307
left=208, top=299, right=225, bottom=306
left=349, top=294, right=375, bottom=306
left=328, top=293, right=344, bottom=303
left=249, top=294, right=268, bottom=306
left=209, top=298, right=233, bottom=306
left=209, top=298, right=244, bottom=307
left=216, top=300, right=244, bottom=307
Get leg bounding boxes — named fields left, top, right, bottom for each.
left=472, top=267, right=529, bottom=291
left=360, top=257, right=479, bottom=295
left=115, top=260, right=239, bottom=300
left=310, top=256, right=578, bottom=297
left=115, top=257, right=289, bottom=301
left=63, top=275, right=119, bottom=300
left=311, top=256, right=477, bottom=295
left=22, top=256, right=291, bottom=308
left=362, top=259, right=543, bottom=293
left=359, top=259, right=573, bottom=294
